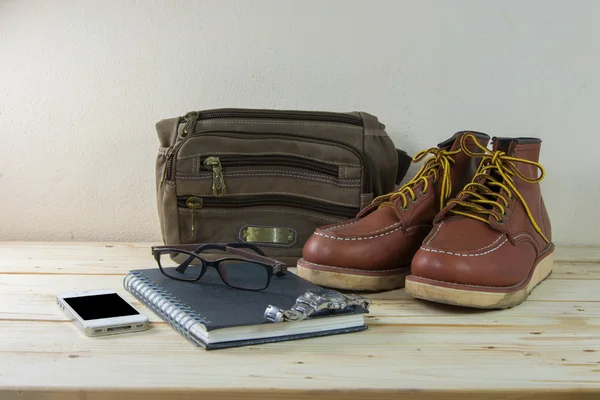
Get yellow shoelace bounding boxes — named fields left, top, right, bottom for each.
left=374, top=146, right=460, bottom=211
left=447, top=133, right=549, bottom=243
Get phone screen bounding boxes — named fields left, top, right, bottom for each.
left=63, top=293, right=139, bottom=320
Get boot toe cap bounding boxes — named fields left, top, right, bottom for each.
left=301, top=232, right=340, bottom=267
left=301, top=224, right=416, bottom=271
left=410, top=241, right=521, bottom=288
left=411, top=247, right=467, bottom=284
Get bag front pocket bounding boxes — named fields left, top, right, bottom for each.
left=168, top=131, right=371, bottom=194
left=178, top=194, right=359, bottom=219
left=193, top=154, right=343, bottom=196
left=177, top=194, right=359, bottom=245
left=175, top=152, right=363, bottom=206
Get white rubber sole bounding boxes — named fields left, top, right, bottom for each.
left=296, top=260, right=409, bottom=292
left=404, top=252, right=554, bottom=309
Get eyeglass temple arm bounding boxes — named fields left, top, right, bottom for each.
left=175, top=255, right=197, bottom=273
left=226, top=242, right=267, bottom=256
left=274, top=265, right=287, bottom=277
left=153, top=243, right=267, bottom=256
left=224, top=246, right=285, bottom=268
left=152, top=244, right=286, bottom=272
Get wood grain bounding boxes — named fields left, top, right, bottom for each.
left=1, top=275, right=599, bottom=328
left=1, top=389, right=600, bottom=400
left=1, top=241, right=598, bottom=273
left=0, top=242, right=599, bottom=400
left=2, top=321, right=600, bottom=389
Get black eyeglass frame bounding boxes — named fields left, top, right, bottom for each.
left=150, top=242, right=288, bottom=291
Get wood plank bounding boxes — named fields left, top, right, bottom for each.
left=2, top=275, right=599, bottom=329
left=1, top=321, right=599, bottom=392
left=554, top=246, right=600, bottom=262
left=367, top=278, right=600, bottom=302
left=0, top=242, right=155, bottom=274
left=365, top=300, right=600, bottom=327
left=1, top=388, right=599, bottom=400
left=0, top=256, right=598, bottom=280
left=0, top=242, right=599, bottom=275
left=551, top=262, right=600, bottom=280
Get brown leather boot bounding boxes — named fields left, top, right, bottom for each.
left=405, top=134, right=553, bottom=309
left=296, top=131, right=490, bottom=291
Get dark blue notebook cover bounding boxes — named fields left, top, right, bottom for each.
left=123, top=267, right=368, bottom=350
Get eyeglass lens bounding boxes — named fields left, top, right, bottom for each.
left=217, top=259, right=270, bottom=290
left=158, top=249, right=270, bottom=290
left=157, top=250, right=205, bottom=281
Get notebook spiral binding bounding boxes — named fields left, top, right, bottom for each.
left=123, top=271, right=209, bottom=346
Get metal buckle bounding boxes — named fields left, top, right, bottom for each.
left=240, top=226, right=295, bottom=245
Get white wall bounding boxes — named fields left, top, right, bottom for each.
left=0, top=0, right=598, bottom=245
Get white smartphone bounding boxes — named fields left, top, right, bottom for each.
left=56, top=289, right=149, bottom=337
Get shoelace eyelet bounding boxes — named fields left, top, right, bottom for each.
left=420, top=190, right=427, bottom=196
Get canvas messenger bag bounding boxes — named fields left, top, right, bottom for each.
left=155, top=108, right=411, bottom=262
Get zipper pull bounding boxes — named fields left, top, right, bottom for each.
left=203, top=156, right=226, bottom=196
left=180, top=111, right=200, bottom=138
left=185, top=196, right=203, bottom=239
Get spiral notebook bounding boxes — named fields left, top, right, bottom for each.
left=123, top=268, right=368, bottom=350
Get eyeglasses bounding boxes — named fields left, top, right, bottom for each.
left=150, top=242, right=288, bottom=291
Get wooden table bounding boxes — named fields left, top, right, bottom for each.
left=1, top=242, right=599, bottom=400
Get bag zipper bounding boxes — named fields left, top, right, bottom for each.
left=166, top=131, right=372, bottom=193
left=178, top=195, right=359, bottom=219
left=205, top=155, right=339, bottom=176
left=184, top=196, right=203, bottom=238
left=202, top=156, right=226, bottom=196
left=179, top=109, right=363, bottom=138
left=198, top=155, right=340, bottom=197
